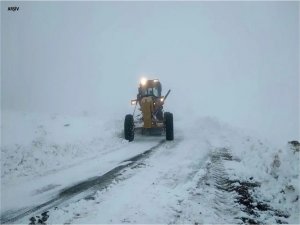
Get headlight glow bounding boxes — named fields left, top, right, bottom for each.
left=140, top=77, right=147, bottom=86
left=131, top=100, right=137, bottom=105
left=160, top=97, right=164, bottom=102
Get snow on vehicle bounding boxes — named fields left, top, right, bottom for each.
left=124, top=78, right=174, bottom=142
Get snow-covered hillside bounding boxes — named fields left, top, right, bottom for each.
left=1, top=110, right=299, bottom=224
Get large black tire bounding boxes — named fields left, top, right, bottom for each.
left=164, top=112, right=174, bottom=141
left=124, top=114, right=134, bottom=142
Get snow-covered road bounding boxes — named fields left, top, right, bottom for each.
left=1, top=111, right=299, bottom=224
left=1, top=139, right=167, bottom=223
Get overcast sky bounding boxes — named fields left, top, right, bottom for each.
left=1, top=1, right=299, bottom=144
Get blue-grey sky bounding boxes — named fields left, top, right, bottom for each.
left=1, top=1, right=299, bottom=144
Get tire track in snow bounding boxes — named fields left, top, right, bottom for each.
left=176, top=148, right=290, bottom=224
left=207, top=149, right=290, bottom=224
left=1, top=140, right=166, bottom=224
left=173, top=148, right=241, bottom=224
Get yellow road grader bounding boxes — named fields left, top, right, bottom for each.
left=124, top=78, right=174, bottom=142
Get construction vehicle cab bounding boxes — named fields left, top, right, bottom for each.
left=138, top=78, right=162, bottom=98
left=124, top=78, right=174, bottom=142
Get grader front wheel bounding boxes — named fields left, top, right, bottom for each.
left=165, top=112, right=174, bottom=141
left=124, top=114, right=134, bottom=142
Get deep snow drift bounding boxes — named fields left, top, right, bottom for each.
left=1, top=110, right=299, bottom=224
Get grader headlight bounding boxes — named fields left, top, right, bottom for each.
left=131, top=100, right=137, bottom=105
left=140, top=78, right=147, bottom=86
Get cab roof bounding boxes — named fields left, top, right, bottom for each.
left=139, top=79, right=161, bottom=88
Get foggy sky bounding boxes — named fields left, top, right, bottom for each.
left=1, top=1, right=299, bottom=144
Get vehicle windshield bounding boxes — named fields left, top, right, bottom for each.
left=140, top=87, right=160, bottom=97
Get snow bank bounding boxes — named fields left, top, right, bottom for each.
left=227, top=129, right=299, bottom=222
left=176, top=116, right=299, bottom=223
left=1, top=110, right=124, bottom=185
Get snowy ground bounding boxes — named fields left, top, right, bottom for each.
left=1, top=110, right=299, bottom=224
